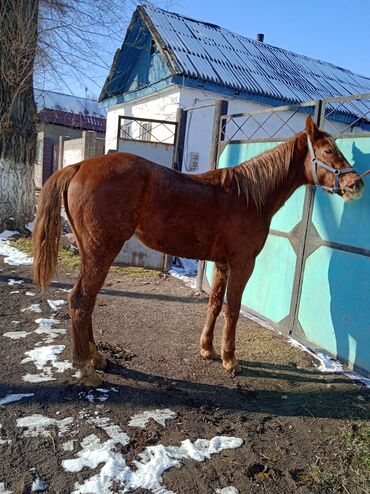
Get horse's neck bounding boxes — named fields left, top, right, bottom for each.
left=260, top=135, right=308, bottom=220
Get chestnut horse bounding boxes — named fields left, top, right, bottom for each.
left=33, top=116, right=364, bottom=386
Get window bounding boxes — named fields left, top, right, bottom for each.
left=140, top=122, right=152, bottom=142
left=120, top=122, right=132, bottom=139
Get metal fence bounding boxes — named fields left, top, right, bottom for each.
left=202, top=92, right=370, bottom=375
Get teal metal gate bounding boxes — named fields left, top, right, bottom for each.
left=202, top=94, right=370, bottom=376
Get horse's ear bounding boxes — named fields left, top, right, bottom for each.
left=306, top=115, right=320, bottom=141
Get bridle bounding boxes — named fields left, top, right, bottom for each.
left=306, top=134, right=355, bottom=194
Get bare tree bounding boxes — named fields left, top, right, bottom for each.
left=0, top=0, right=39, bottom=231
left=0, top=0, right=172, bottom=231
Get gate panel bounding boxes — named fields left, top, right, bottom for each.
left=294, top=132, right=370, bottom=375
left=203, top=103, right=315, bottom=330
left=203, top=95, right=370, bottom=375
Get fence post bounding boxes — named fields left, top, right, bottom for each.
left=173, top=108, right=187, bottom=171
left=196, top=99, right=229, bottom=292
left=208, top=99, right=228, bottom=170
left=58, top=135, right=64, bottom=169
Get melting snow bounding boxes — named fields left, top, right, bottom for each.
left=3, top=331, right=30, bottom=339
left=81, top=387, right=119, bottom=403
left=0, top=482, right=12, bottom=494
left=66, top=434, right=243, bottom=494
left=62, top=440, right=75, bottom=452
left=22, top=344, right=72, bottom=382
left=215, top=488, right=239, bottom=494
left=21, top=304, right=42, bottom=313
left=288, top=338, right=370, bottom=388
left=47, top=299, right=68, bottom=311
left=0, top=393, right=34, bottom=405
left=31, top=477, right=47, bottom=492
left=128, top=409, right=177, bottom=429
left=17, top=414, right=74, bottom=437
left=9, top=291, right=20, bottom=294
left=0, top=231, right=32, bottom=266
left=8, top=279, right=24, bottom=286
left=169, top=258, right=198, bottom=290
left=26, top=292, right=36, bottom=297
left=62, top=410, right=242, bottom=494
left=0, top=425, right=12, bottom=446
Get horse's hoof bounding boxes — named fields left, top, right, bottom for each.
left=78, top=367, right=102, bottom=387
left=222, top=360, right=242, bottom=375
left=92, top=352, right=107, bottom=370
left=200, top=347, right=218, bottom=360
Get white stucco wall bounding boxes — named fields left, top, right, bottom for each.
left=105, top=84, right=352, bottom=174
left=104, top=86, right=180, bottom=153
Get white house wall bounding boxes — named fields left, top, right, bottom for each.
left=105, top=84, right=351, bottom=172
left=105, top=87, right=180, bottom=153
left=178, top=87, right=351, bottom=174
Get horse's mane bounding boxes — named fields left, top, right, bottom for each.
left=221, top=133, right=301, bottom=210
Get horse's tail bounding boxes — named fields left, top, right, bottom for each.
left=33, top=164, right=80, bottom=290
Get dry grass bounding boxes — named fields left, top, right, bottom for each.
left=10, top=236, right=159, bottom=278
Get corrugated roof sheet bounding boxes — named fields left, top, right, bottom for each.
left=34, top=89, right=106, bottom=118
left=141, top=4, right=370, bottom=103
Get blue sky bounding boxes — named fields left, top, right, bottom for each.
left=43, top=0, right=370, bottom=98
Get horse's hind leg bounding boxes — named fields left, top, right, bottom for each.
left=69, top=248, right=121, bottom=387
left=200, top=262, right=228, bottom=359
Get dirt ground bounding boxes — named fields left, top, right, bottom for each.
left=0, top=256, right=369, bottom=494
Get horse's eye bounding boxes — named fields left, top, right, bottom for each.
left=324, top=149, right=333, bottom=155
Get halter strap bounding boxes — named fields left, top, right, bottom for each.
left=306, top=135, right=354, bottom=194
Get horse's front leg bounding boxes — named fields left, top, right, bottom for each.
left=221, top=259, right=255, bottom=374
left=200, top=262, right=229, bottom=359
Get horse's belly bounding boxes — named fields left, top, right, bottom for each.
left=135, top=227, right=223, bottom=262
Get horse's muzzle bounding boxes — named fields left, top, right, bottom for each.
left=342, top=178, right=365, bottom=202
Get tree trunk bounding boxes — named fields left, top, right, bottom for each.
left=0, top=0, right=39, bottom=231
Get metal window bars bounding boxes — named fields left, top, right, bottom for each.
left=118, top=115, right=177, bottom=146
left=220, top=101, right=318, bottom=143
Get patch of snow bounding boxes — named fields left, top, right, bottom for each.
left=25, top=221, right=34, bottom=233
left=22, top=344, right=72, bottom=382
left=215, top=488, right=239, bottom=494
left=0, top=232, right=32, bottom=266
left=0, top=481, right=13, bottom=494
left=3, top=331, right=31, bottom=339
left=31, top=477, right=47, bottom=492
left=169, top=258, right=198, bottom=290
left=64, top=422, right=243, bottom=494
left=47, top=299, right=67, bottom=311
left=62, top=440, right=75, bottom=452
left=128, top=409, right=177, bottom=429
left=11, top=321, right=20, bottom=325
left=9, top=291, right=20, bottom=294
left=7, top=279, right=24, bottom=286
left=17, top=414, right=74, bottom=437
left=0, top=230, right=19, bottom=240
left=34, top=318, right=65, bottom=340
left=88, top=417, right=130, bottom=446
left=0, top=425, right=12, bottom=446
left=0, top=393, right=34, bottom=405
left=239, top=309, right=370, bottom=389
left=82, top=387, right=119, bottom=403
left=26, top=292, right=36, bottom=296
left=21, top=304, right=42, bottom=313
left=288, top=338, right=370, bottom=388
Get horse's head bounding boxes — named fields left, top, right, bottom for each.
left=304, top=116, right=364, bottom=202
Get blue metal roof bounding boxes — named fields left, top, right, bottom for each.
left=138, top=4, right=370, bottom=104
